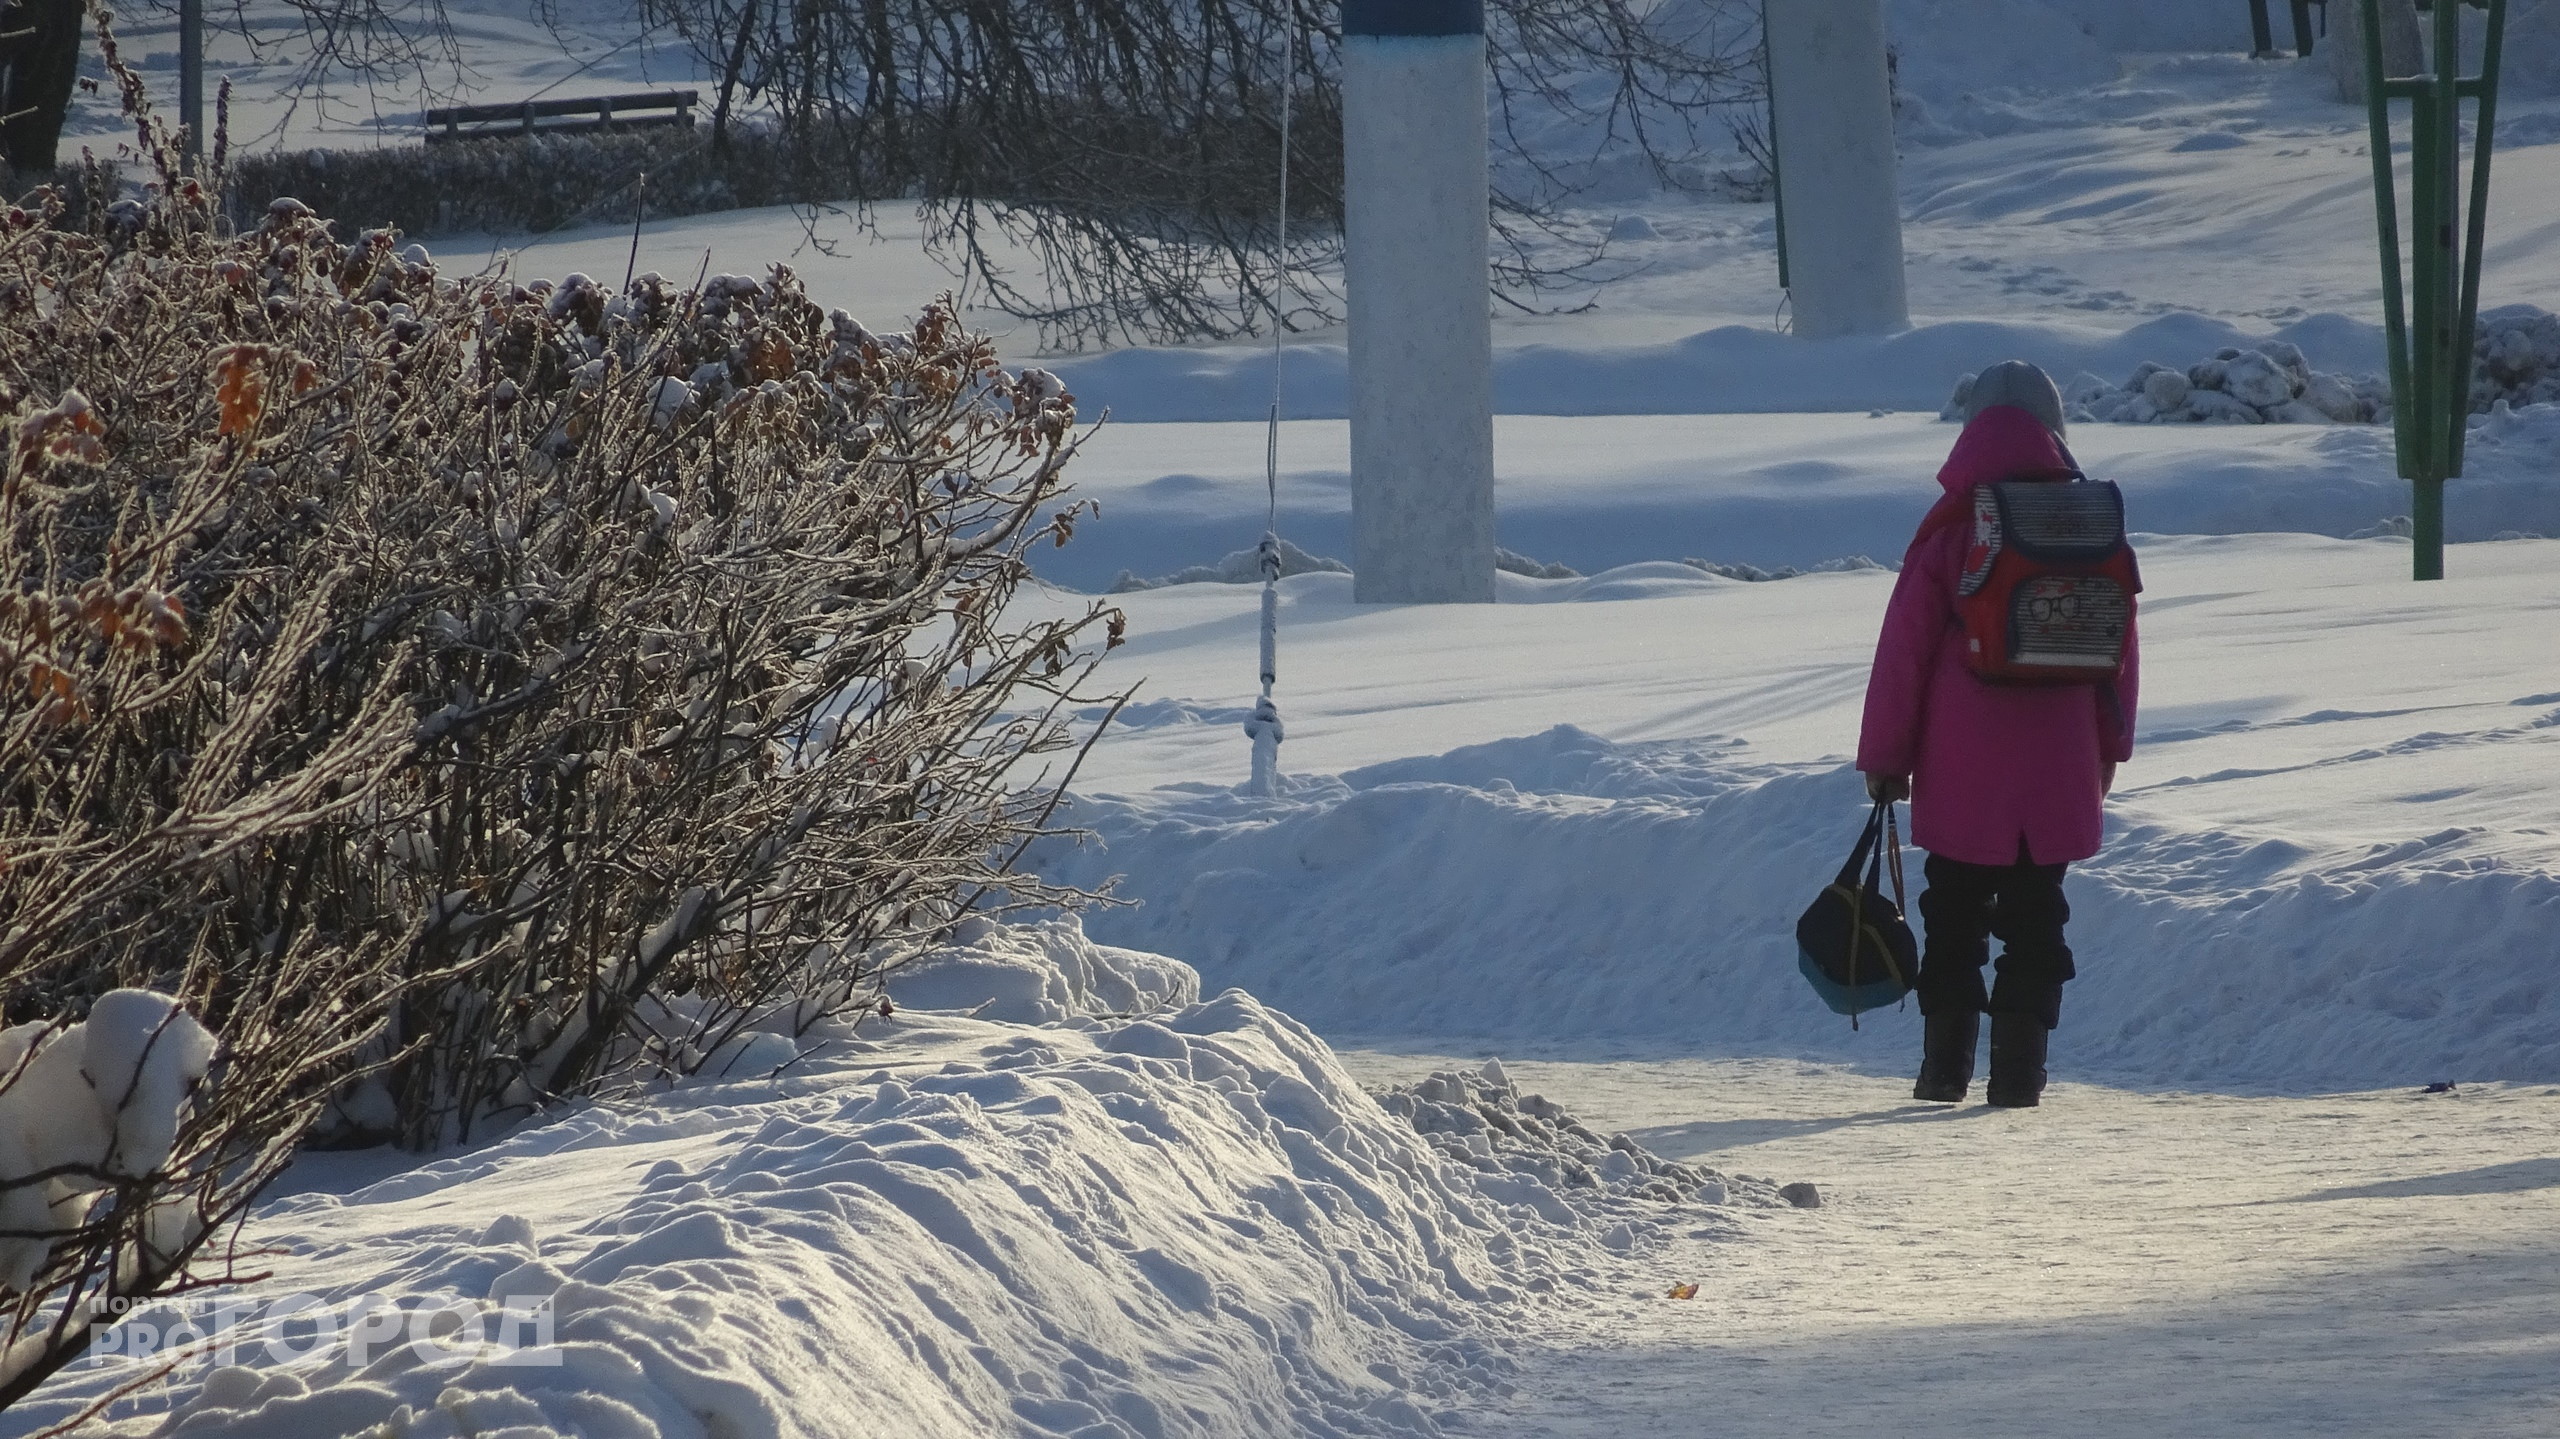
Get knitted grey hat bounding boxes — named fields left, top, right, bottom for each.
left=1961, top=359, right=2067, bottom=438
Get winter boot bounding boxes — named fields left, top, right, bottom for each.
left=1911, top=1010, right=1980, bottom=1103
left=1985, top=1015, right=2049, bottom=1108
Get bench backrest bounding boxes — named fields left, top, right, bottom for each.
left=423, top=91, right=699, bottom=143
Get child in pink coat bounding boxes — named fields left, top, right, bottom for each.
left=1857, top=361, right=2140, bottom=1108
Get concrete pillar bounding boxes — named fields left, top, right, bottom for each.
left=1343, top=0, right=1496, bottom=604
left=1765, top=0, right=1910, bottom=338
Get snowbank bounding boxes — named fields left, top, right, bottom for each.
left=1044, top=407, right=2560, bottom=592
left=1956, top=342, right=2391, bottom=427
left=1037, top=700, right=2560, bottom=1090
left=1108, top=536, right=1350, bottom=594
left=1048, top=312, right=2394, bottom=424
left=2467, top=304, right=2560, bottom=408
left=28, top=922, right=1773, bottom=1438
left=888, top=913, right=1201, bottom=1022
left=1974, top=307, right=2560, bottom=428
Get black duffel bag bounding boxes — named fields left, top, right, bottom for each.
left=1794, top=799, right=1918, bottom=1025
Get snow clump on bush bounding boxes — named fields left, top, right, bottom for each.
left=0, top=991, right=216, bottom=1291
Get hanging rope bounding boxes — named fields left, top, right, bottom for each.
left=1244, top=17, right=1297, bottom=798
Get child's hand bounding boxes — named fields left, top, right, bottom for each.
left=1864, top=772, right=1911, bottom=804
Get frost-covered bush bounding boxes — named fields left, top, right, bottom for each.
left=0, top=163, right=433, bottom=1412
left=0, top=63, right=1121, bottom=1415
left=7, top=114, right=1121, bottom=1166
left=1947, top=342, right=2392, bottom=426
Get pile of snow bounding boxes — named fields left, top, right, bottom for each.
left=1107, top=536, right=1347, bottom=593
left=1680, top=555, right=1894, bottom=582
left=1376, top=1063, right=1746, bottom=1217
left=1037, top=719, right=2560, bottom=1090
left=0, top=990, right=218, bottom=1290
left=889, top=913, right=1200, bottom=1022
left=2468, top=304, right=2560, bottom=409
left=1951, top=342, right=2391, bottom=427
left=1967, top=306, right=2560, bottom=428
left=31, top=922, right=1764, bottom=1438
left=1496, top=547, right=1582, bottom=581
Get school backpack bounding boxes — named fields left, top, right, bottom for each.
left=1955, top=473, right=2141, bottom=685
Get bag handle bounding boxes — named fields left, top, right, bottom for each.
left=1841, top=797, right=1899, bottom=1030
left=1835, top=800, right=1887, bottom=889
left=1884, top=803, right=1908, bottom=916
left=1845, top=800, right=1913, bottom=1031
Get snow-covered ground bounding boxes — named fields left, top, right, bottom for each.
left=1042, top=408, right=2560, bottom=591
left=1028, top=531, right=2560, bottom=1090
left=1344, top=1048, right=2560, bottom=1439
left=19, top=2, right=2560, bottom=1434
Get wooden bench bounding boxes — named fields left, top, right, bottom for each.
left=423, top=90, right=698, bottom=145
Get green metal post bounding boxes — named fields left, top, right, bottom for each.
left=2408, top=88, right=2438, bottom=503
left=2361, top=0, right=2506, bottom=582
left=2451, top=0, right=2508, bottom=475
left=2361, top=0, right=2415, bottom=479
left=2433, top=0, right=2462, bottom=473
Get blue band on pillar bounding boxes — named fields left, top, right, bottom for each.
left=1342, top=0, right=1484, bottom=38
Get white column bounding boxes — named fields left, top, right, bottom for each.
left=1343, top=0, right=1496, bottom=604
left=1765, top=0, right=1910, bottom=339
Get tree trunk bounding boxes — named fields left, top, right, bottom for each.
left=0, top=0, right=85, bottom=178
left=711, top=0, right=757, bottom=154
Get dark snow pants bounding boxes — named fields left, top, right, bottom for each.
left=1914, top=845, right=2075, bottom=1029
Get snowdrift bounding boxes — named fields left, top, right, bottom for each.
left=1046, top=312, right=2398, bottom=425
left=24, top=922, right=1775, bottom=1439
left=1045, top=406, right=2560, bottom=593
left=1039, top=722, right=2560, bottom=1092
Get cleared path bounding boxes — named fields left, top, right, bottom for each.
left=1342, top=1048, right=2560, bottom=1438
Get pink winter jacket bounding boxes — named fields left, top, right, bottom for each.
left=1855, top=406, right=2141, bottom=867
